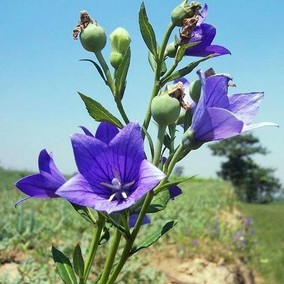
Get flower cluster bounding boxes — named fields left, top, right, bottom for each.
left=14, top=2, right=277, bottom=283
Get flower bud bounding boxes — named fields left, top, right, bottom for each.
left=171, top=1, right=202, bottom=27
left=151, top=83, right=186, bottom=126
left=189, top=79, right=201, bottom=103
left=165, top=42, right=178, bottom=58
left=110, top=27, right=131, bottom=69
left=79, top=23, right=107, bottom=52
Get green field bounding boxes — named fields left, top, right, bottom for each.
left=0, top=168, right=283, bottom=283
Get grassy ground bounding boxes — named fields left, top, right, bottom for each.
left=0, top=167, right=283, bottom=283
left=238, top=202, right=284, bottom=284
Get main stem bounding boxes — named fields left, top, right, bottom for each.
left=100, top=228, right=122, bottom=284
left=83, top=214, right=106, bottom=283
left=142, top=23, right=175, bottom=136
left=106, top=191, right=154, bottom=284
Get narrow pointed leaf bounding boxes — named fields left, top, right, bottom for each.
left=114, top=47, right=131, bottom=100
left=161, top=55, right=213, bottom=85
left=52, top=246, right=78, bottom=284
left=139, top=2, right=158, bottom=58
left=79, top=59, right=107, bottom=84
left=73, top=244, right=85, bottom=278
left=130, top=220, right=177, bottom=255
left=78, top=92, right=123, bottom=128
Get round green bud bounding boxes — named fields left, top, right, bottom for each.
left=151, top=94, right=181, bottom=126
left=110, top=52, right=124, bottom=69
left=79, top=23, right=107, bottom=52
left=109, top=27, right=131, bottom=68
left=189, top=79, right=201, bottom=103
left=171, top=1, right=202, bottom=27
left=165, top=42, right=178, bottom=58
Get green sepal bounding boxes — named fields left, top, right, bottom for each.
left=148, top=51, right=167, bottom=76
left=99, top=227, right=110, bottom=245
left=71, top=203, right=96, bottom=225
left=78, top=92, right=123, bottom=128
left=130, top=220, right=177, bottom=255
left=79, top=59, right=107, bottom=84
left=161, top=55, right=213, bottom=85
left=183, top=109, right=193, bottom=132
left=73, top=244, right=85, bottom=279
left=52, top=246, right=78, bottom=284
left=175, top=41, right=200, bottom=63
left=114, top=47, right=131, bottom=100
left=139, top=2, right=158, bottom=59
left=101, top=212, right=130, bottom=237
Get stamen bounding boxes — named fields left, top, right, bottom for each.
left=121, top=191, right=127, bottom=199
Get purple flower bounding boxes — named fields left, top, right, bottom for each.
left=185, top=4, right=230, bottom=57
left=129, top=214, right=151, bottom=228
left=15, top=149, right=66, bottom=204
left=56, top=122, right=165, bottom=214
left=184, top=70, right=277, bottom=145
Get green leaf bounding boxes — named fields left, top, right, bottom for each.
left=79, top=59, right=107, bottom=84
left=130, top=220, right=177, bottom=255
left=147, top=189, right=171, bottom=213
left=78, top=92, right=123, bottom=128
left=52, top=246, right=78, bottom=284
left=139, top=2, right=158, bottom=58
left=73, top=244, right=85, bottom=278
left=161, top=55, right=213, bottom=85
left=114, top=47, right=131, bottom=100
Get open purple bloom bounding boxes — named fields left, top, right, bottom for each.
left=185, top=70, right=277, bottom=144
left=15, top=149, right=66, bottom=204
left=56, top=122, right=165, bottom=214
left=185, top=4, right=230, bottom=57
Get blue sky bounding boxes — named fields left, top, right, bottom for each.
left=1, top=0, right=283, bottom=183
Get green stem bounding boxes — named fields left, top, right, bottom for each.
left=100, top=228, right=122, bottom=284
left=166, top=144, right=186, bottom=176
left=94, top=51, right=115, bottom=94
left=153, top=124, right=167, bottom=167
left=142, top=23, right=175, bottom=135
left=106, top=191, right=155, bottom=284
left=83, top=214, right=106, bottom=283
left=115, top=99, right=130, bottom=124
left=160, top=61, right=178, bottom=86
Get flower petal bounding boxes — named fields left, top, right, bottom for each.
left=197, top=3, right=208, bottom=25
left=131, top=160, right=166, bottom=202
left=242, top=122, right=279, bottom=132
left=229, top=92, right=264, bottom=124
left=71, top=133, right=110, bottom=181
left=16, top=174, right=59, bottom=198
left=203, top=45, right=231, bottom=56
left=193, top=107, right=243, bottom=141
left=38, top=149, right=66, bottom=186
left=109, top=122, right=145, bottom=183
left=15, top=149, right=65, bottom=200
left=95, top=122, right=119, bottom=144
